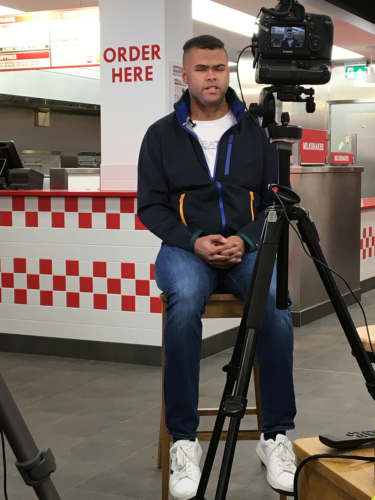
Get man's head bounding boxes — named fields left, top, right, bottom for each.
left=181, top=35, right=230, bottom=110
left=286, top=29, right=294, bottom=38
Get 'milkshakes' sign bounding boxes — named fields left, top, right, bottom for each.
left=300, top=129, right=328, bottom=165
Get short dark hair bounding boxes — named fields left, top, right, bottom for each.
left=286, top=28, right=293, bottom=32
left=183, top=35, right=227, bottom=62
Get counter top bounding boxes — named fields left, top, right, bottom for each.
left=291, top=166, right=364, bottom=173
left=0, top=190, right=137, bottom=197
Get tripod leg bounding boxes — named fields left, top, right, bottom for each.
left=297, top=213, right=375, bottom=397
left=214, top=215, right=283, bottom=500
left=0, top=374, right=61, bottom=500
left=196, top=228, right=274, bottom=500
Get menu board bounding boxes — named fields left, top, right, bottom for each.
left=0, top=7, right=100, bottom=71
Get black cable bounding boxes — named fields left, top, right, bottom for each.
left=273, top=190, right=375, bottom=358
left=0, top=427, right=9, bottom=500
left=236, top=45, right=253, bottom=112
left=294, top=452, right=374, bottom=500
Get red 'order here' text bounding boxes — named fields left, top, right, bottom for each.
left=103, top=45, right=161, bottom=82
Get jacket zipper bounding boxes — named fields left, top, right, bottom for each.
left=216, top=182, right=226, bottom=234
left=224, top=135, right=234, bottom=175
left=250, top=191, right=255, bottom=221
left=179, top=193, right=187, bottom=226
left=181, top=124, right=236, bottom=234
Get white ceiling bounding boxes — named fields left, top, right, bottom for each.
left=2, top=0, right=375, bottom=59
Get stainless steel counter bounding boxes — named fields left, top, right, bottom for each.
left=289, top=166, right=363, bottom=326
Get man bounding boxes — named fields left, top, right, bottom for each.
left=138, top=35, right=296, bottom=500
left=281, top=29, right=301, bottom=48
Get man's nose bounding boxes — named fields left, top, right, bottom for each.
left=206, top=70, right=217, bottom=79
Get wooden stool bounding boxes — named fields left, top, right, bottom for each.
left=157, top=293, right=287, bottom=500
left=357, top=325, right=375, bottom=362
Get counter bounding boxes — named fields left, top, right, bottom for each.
left=0, top=173, right=373, bottom=360
left=290, top=166, right=363, bottom=325
left=0, top=190, right=240, bottom=364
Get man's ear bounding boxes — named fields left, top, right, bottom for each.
left=181, top=68, right=188, bottom=84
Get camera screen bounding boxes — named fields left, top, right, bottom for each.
left=270, top=26, right=306, bottom=49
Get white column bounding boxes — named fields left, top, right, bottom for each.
left=99, top=0, right=193, bottom=190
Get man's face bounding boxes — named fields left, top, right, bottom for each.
left=287, top=30, right=294, bottom=38
left=181, top=47, right=230, bottom=108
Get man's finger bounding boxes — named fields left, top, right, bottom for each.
left=210, top=235, right=227, bottom=245
left=219, top=248, right=242, bottom=257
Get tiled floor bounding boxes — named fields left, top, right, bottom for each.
left=1, top=290, right=375, bottom=499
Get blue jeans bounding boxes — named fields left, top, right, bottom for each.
left=155, top=244, right=296, bottom=440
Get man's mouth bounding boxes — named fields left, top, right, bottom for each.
left=204, top=86, right=219, bottom=93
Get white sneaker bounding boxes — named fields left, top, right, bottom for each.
left=169, top=438, right=202, bottom=500
left=255, top=433, right=296, bottom=496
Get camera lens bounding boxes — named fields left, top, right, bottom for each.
left=309, top=37, right=323, bottom=52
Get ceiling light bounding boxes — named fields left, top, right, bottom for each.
left=0, top=6, right=25, bottom=15
left=193, top=0, right=257, bottom=37
left=332, top=46, right=364, bottom=60
left=228, top=62, right=237, bottom=67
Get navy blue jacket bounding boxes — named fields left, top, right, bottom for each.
left=137, top=87, right=278, bottom=252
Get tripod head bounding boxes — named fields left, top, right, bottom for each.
left=249, top=85, right=315, bottom=131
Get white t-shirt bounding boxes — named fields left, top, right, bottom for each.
left=186, top=109, right=237, bottom=178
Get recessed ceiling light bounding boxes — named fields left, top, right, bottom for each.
left=0, top=6, right=25, bottom=15
left=193, top=0, right=256, bottom=37
left=332, top=46, right=364, bottom=60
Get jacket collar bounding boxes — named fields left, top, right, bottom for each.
left=174, top=86, right=245, bottom=126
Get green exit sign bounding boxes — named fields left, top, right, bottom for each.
left=345, top=65, right=367, bottom=79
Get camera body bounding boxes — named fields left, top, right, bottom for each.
left=252, top=1, right=334, bottom=85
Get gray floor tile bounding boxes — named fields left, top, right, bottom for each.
left=30, top=414, right=122, bottom=453
left=76, top=464, right=162, bottom=498
left=230, top=474, right=280, bottom=500
left=61, top=488, right=138, bottom=500
left=306, top=372, right=368, bottom=400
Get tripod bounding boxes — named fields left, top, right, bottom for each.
left=0, top=372, right=60, bottom=499
left=195, top=86, right=375, bottom=500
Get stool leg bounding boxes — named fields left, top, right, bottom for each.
left=161, top=416, right=170, bottom=500
left=253, top=358, right=263, bottom=431
left=157, top=413, right=163, bottom=468
left=159, top=303, right=170, bottom=500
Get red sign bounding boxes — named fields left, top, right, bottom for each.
left=331, top=153, right=354, bottom=164
left=300, top=129, right=328, bottom=165
left=0, top=51, right=50, bottom=70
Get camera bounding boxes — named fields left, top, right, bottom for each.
left=252, top=0, right=334, bottom=85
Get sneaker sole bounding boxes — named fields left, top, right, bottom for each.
left=255, top=443, right=294, bottom=497
left=171, top=496, right=205, bottom=500
left=266, top=476, right=295, bottom=497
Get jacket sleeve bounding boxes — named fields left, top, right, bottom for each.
left=236, top=129, right=278, bottom=251
left=137, top=126, right=204, bottom=252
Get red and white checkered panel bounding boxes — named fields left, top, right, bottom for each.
left=0, top=194, right=162, bottom=318
left=0, top=196, right=147, bottom=230
left=361, top=227, right=375, bottom=260
left=0, top=258, right=162, bottom=313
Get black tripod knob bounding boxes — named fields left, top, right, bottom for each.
left=281, top=112, right=290, bottom=125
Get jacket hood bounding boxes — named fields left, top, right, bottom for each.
left=174, top=86, right=245, bottom=126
